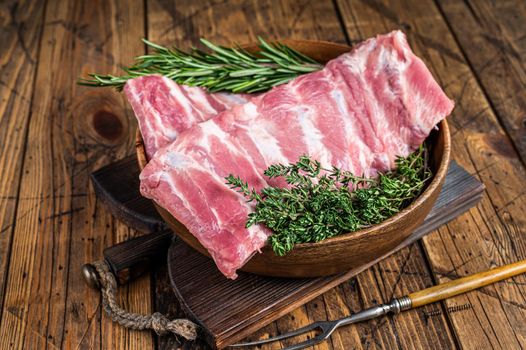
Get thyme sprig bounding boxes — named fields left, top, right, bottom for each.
left=226, top=146, right=431, bottom=256
left=78, top=38, right=322, bottom=93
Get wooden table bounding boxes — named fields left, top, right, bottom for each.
left=1, top=0, right=525, bottom=349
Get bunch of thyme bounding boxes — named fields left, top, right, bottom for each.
left=78, top=38, right=322, bottom=93
left=226, top=146, right=431, bottom=256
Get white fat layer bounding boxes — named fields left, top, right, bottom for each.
left=331, top=89, right=367, bottom=173
left=146, top=100, right=174, bottom=147
left=246, top=225, right=268, bottom=252
left=360, top=48, right=404, bottom=171
left=239, top=103, right=258, bottom=121
left=160, top=115, right=179, bottom=139
left=216, top=92, right=250, bottom=105
left=167, top=176, right=192, bottom=214
left=185, top=86, right=217, bottom=115
left=181, top=119, right=270, bottom=194
left=162, top=151, right=189, bottom=168
left=127, top=81, right=147, bottom=137
left=296, top=105, right=331, bottom=165
left=129, top=80, right=172, bottom=153
left=245, top=122, right=288, bottom=165
left=340, top=40, right=373, bottom=75
left=197, top=121, right=230, bottom=152
left=165, top=78, right=198, bottom=126
left=394, top=53, right=430, bottom=138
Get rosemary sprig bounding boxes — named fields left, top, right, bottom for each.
left=226, top=146, right=431, bottom=256
left=78, top=38, right=323, bottom=93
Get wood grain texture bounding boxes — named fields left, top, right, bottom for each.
left=147, top=0, right=346, bottom=47
left=0, top=0, right=45, bottom=315
left=437, top=0, right=526, bottom=164
left=334, top=0, right=526, bottom=348
left=0, top=0, right=151, bottom=349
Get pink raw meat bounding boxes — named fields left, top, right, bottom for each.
left=140, top=31, right=455, bottom=279
left=124, top=75, right=250, bottom=158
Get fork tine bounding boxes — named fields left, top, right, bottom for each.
left=281, top=332, right=328, bottom=350
left=229, top=322, right=322, bottom=347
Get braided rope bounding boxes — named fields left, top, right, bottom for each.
left=93, top=260, right=197, bottom=340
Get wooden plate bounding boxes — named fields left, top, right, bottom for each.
left=136, top=40, right=451, bottom=278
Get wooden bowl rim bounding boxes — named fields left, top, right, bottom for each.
left=135, top=38, right=451, bottom=249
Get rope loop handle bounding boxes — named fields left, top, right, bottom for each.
left=93, top=260, right=198, bottom=340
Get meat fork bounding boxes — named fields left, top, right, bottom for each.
left=230, top=259, right=526, bottom=349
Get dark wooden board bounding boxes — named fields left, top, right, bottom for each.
left=91, top=158, right=483, bottom=349
left=91, top=155, right=165, bottom=233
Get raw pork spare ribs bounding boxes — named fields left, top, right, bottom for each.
left=125, top=75, right=250, bottom=158
left=138, top=31, right=455, bottom=279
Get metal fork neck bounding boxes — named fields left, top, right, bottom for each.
left=336, top=296, right=412, bottom=327
left=388, top=296, right=413, bottom=313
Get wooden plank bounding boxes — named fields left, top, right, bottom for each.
left=437, top=0, right=526, bottom=164
left=0, top=0, right=45, bottom=315
left=146, top=0, right=346, bottom=47
left=143, top=2, right=458, bottom=349
left=0, top=0, right=151, bottom=349
left=335, top=0, right=526, bottom=348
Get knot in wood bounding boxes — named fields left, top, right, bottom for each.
left=92, top=110, right=123, bottom=141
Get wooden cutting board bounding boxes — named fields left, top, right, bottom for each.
left=91, top=156, right=484, bottom=349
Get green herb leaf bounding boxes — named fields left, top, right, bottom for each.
left=226, top=146, right=431, bottom=256
left=78, top=38, right=323, bottom=93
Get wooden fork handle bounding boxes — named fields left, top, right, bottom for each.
left=408, top=259, right=526, bottom=307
